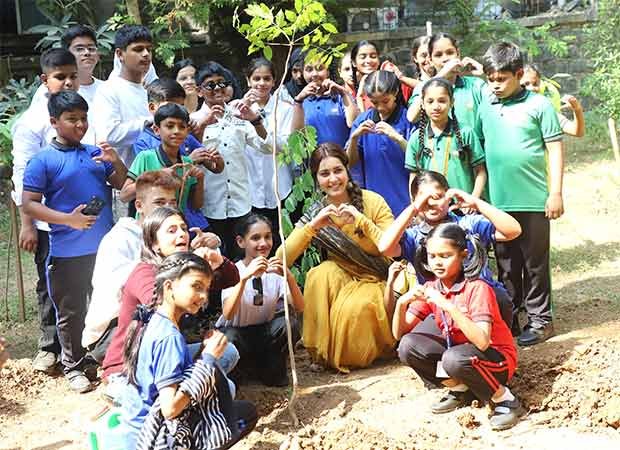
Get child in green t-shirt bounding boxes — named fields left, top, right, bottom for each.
left=120, top=103, right=204, bottom=215
left=479, top=42, right=564, bottom=347
left=405, top=77, right=486, bottom=202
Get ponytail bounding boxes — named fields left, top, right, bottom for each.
left=416, top=110, right=429, bottom=170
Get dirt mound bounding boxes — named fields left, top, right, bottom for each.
left=0, top=359, right=59, bottom=400
left=514, top=337, right=620, bottom=429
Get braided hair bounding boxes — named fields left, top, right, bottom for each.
left=413, top=223, right=487, bottom=282
left=309, top=143, right=364, bottom=214
left=416, top=77, right=471, bottom=170
left=123, top=252, right=213, bottom=386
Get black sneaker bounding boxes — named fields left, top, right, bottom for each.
left=431, top=390, right=475, bottom=414
left=517, top=323, right=554, bottom=347
left=489, top=397, right=525, bottom=430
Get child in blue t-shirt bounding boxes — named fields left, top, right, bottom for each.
left=347, top=70, right=413, bottom=216
left=291, top=56, right=359, bottom=148
left=22, top=90, right=128, bottom=393
left=120, top=252, right=257, bottom=450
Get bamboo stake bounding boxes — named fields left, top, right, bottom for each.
left=9, top=200, right=26, bottom=322
left=3, top=204, right=13, bottom=321
left=607, top=118, right=620, bottom=169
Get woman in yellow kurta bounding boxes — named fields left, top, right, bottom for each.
left=278, top=143, right=396, bottom=372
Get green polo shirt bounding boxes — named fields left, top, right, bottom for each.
left=409, top=75, right=491, bottom=132
left=478, top=89, right=562, bottom=212
left=405, top=121, right=485, bottom=194
left=128, top=146, right=197, bottom=214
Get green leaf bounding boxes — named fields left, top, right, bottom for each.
left=282, top=211, right=294, bottom=236
left=295, top=0, right=302, bottom=13
left=285, top=10, right=297, bottom=22
left=263, top=46, right=273, bottom=60
left=284, top=195, right=297, bottom=213
left=301, top=170, right=314, bottom=192
left=322, top=23, right=337, bottom=34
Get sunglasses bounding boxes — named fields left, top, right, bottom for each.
left=199, top=80, right=232, bottom=91
left=252, top=277, right=264, bottom=306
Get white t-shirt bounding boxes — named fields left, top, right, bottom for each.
left=201, top=108, right=269, bottom=219
left=245, top=94, right=295, bottom=209
left=91, top=77, right=150, bottom=167
left=217, top=260, right=287, bottom=328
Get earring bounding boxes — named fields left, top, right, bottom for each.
left=347, top=181, right=353, bottom=189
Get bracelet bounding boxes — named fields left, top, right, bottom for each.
left=250, top=117, right=263, bottom=126
left=294, top=97, right=304, bottom=104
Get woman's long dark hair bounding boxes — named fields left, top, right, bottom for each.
left=413, top=223, right=487, bottom=281
left=309, top=143, right=364, bottom=214
left=140, top=206, right=186, bottom=265
left=123, top=252, right=213, bottom=386
left=416, top=77, right=471, bottom=170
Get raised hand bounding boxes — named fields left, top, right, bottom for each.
left=190, top=229, right=222, bottom=249
left=309, top=203, right=340, bottom=230
left=242, top=256, right=269, bottom=280
left=351, top=119, right=375, bottom=139
left=266, top=256, right=284, bottom=275
left=93, top=142, right=120, bottom=164
left=445, top=188, right=479, bottom=213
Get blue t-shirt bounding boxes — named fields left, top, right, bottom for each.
left=303, top=94, right=350, bottom=148
left=133, top=126, right=202, bottom=156
left=350, top=105, right=413, bottom=216
left=120, top=312, right=193, bottom=448
left=22, top=140, right=114, bottom=257
left=400, top=212, right=502, bottom=289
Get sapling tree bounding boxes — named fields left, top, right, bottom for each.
left=234, top=0, right=346, bottom=424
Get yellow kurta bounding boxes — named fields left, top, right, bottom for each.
left=278, top=190, right=396, bottom=372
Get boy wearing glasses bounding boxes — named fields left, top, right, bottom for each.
left=30, top=25, right=103, bottom=115
left=194, top=62, right=271, bottom=258
left=92, top=25, right=153, bottom=168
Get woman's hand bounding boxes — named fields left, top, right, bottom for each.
left=412, top=184, right=444, bottom=212
left=437, top=58, right=463, bottom=78
left=351, top=119, right=375, bottom=139
left=308, top=204, right=340, bottom=231
left=387, top=260, right=406, bottom=283
left=445, top=188, right=479, bottom=214
left=229, top=100, right=260, bottom=122
left=337, top=203, right=362, bottom=225
left=241, top=256, right=269, bottom=280
left=202, top=330, right=228, bottom=359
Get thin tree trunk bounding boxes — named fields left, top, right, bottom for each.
left=126, top=0, right=143, bottom=24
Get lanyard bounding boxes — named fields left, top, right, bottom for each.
left=428, top=135, right=452, bottom=177
left=439, top=309, right=452, bottom=348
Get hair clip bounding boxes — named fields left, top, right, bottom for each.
left=133, top=304, right=154, bottom=324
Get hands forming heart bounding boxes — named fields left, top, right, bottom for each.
left=328, top=203, right=359, bottom=227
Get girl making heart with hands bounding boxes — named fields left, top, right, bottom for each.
left=217, top=214, right=303, bottom=386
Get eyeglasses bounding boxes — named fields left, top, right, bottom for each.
left=72, top=46, right=98, bottom=55
left=199, top=80, right=232, bottom=91
left=252, top=277, right=264, bottom=306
